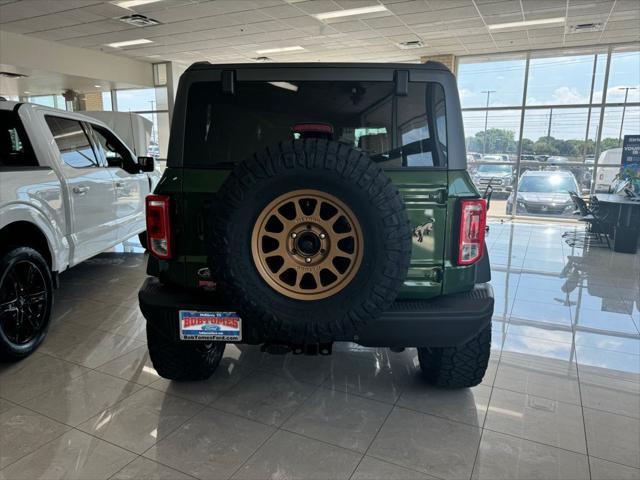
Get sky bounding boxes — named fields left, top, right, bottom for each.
left=458, top=50, right=640, bottom=141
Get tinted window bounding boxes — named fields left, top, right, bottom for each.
left=0, top=110, right=37, bottom=167
left=184, top=80, right=447, bottom=169
left=45, top=116, right=99, bottom=168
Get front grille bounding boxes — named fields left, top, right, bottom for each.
left=478, top=178, right=503, bottom=186
left=524, top=203, right=566, bottom=214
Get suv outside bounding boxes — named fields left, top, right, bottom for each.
left=506, top=169, right=580, bottom=216
left=139, top=62, right=494, bottom=388
left=472, top=163, right=514, bottom=197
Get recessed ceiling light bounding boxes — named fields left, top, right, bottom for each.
left=94, top=85, right=101, bottom=88
left=112, top=0, right=163, bottom=9
left=488, top=17, right=565, bottom=30
left=314, top=5, right=388, bottom=20
left=106, top=38, right=153, bottom=48
left=256, top=46, right=304, bottom=55
left=24, top=91, right=30, bottom=94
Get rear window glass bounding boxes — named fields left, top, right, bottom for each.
left=183, top=80, right=447, bottom=169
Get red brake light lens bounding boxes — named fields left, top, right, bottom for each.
left=292, top=123, right=334, bottom=134
left=146, top=194, right=172, bottom=259
left=458, top=199, right=487, bottom=266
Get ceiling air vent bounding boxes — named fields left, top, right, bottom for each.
left=0, top=71, right=28, bottom=79
left=397, top=40, right=424, bottom=50
left=118, top=14, right=162, bottom=27
left=567, top=22, right=603, bottom=33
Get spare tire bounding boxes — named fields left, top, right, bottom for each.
left=210, top=139, right=411, bottom=344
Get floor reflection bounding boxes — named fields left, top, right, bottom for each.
left=0, top=222, right=638, bottom=480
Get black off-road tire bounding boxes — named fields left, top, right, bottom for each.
left=0, top=247, right=53, bottom=361
left=146, top=321, right=225, bottom=381
left=417, top=322, right=491, bottom=388
left=210, top=139, right=412, bottom=345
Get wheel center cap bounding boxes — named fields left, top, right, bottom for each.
left=296, top=231, right=321, bottom=256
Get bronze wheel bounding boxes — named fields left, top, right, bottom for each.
left=251, top=189, right=363, bottom=300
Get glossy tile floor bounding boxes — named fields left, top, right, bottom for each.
left=1, top=222, right=639, bottom=480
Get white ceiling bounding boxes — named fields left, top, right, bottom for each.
left=0, top=0, right=638, bottom=66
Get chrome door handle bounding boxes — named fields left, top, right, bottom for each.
left=72, top=186, right=89, bottom=195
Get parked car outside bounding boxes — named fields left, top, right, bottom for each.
left=594, top=147, right=622, bottom=192
left=0, top=101, right=160, bottom=359
left=472, top=163, right=514, bottom=197
left=481, top=155, right=506, bottom=162
left=506, top=170, right=580, bottom=216
left=547, top=156, right=569, bottom=164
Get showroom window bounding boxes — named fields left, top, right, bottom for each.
left=184, top=80, right=447, bottom=169
left=28, top=94, right=67, bottom=110
left=114, top=87, right=169, bottom=160
left=45, top=116, right=100, bottom=169
left=457, top=45, right=640, bottom=219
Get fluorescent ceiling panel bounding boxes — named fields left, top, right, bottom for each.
left=488, top=17, right=566, bottom=30
left=256, top=45, right=305, bottom=54
left=112, top=0, right=164, bottom=9
left=314, top=5, right=388, bottom=21
left=106, top=38, right=153, bottom=48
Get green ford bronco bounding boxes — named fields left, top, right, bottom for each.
left=139, top=62, right=493, bottom=388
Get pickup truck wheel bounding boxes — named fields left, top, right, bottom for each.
left=211, top=139, right=411, bottom=344
left=146, top=321, right=225, bottom=381
left=417, top=322, right=491, bottom=388
left=0, top=247, right=53, bottom=361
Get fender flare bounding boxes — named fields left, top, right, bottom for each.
left=0, top=203, right=69, bottom=273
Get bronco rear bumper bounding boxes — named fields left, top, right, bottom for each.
left=139, top=278, right=493, bottom=348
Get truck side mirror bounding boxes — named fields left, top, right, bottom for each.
left=138, top=156, right=155, bottom=172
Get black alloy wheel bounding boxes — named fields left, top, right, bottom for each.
left=0, top=247, right=53, bottom=360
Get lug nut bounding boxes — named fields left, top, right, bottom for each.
left=319, top=233, right=326, bottom=239
left=291, top=232, right=297, bottom=239
left=305, top=257, right=312, bottom=263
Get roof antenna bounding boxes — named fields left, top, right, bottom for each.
left=128, top=110, right=137, bottom=156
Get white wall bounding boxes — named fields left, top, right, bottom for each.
left=0, top=30, right=153, bottom=88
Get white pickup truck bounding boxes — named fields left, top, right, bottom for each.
left=0, top=101, right=160, bottom=359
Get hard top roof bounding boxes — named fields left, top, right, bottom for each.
left=185, top=61, right=450, bottom=73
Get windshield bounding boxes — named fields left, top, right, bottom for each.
left=477, top=165, right=511, bottom=174
left=518, top=174, right=577, bottom=193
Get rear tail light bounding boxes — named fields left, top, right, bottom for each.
left=458, top=199, right=487, bottom=266
left=146, top=194, right=172, bottom=259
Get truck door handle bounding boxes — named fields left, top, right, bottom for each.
left=72, top=186, right=89, bottom=195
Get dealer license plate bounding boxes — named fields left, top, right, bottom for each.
left=179, top=310, right=242, bottom=341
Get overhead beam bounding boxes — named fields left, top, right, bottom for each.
left=0, top=30, right=153, bottom=87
